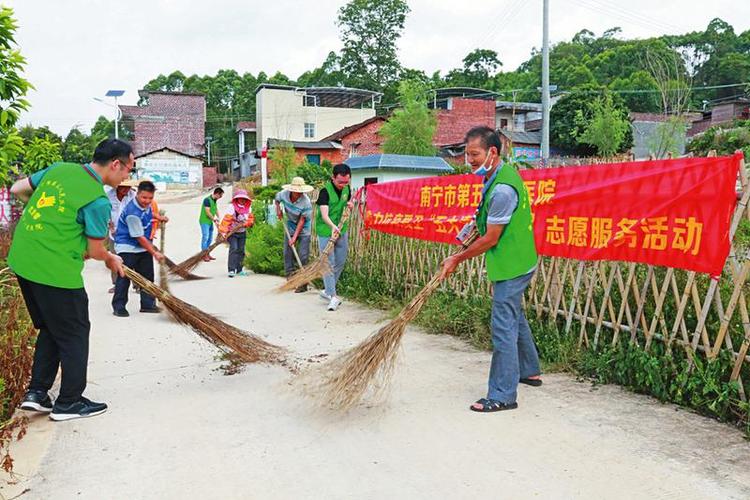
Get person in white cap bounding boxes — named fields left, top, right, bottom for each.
left=275, top=177, right=314, bottom=292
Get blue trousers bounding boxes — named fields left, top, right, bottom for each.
left=200, top=223, right=213, bottom=251
left=487, top=271, right=541, bottom=404
left=317, top=232, right=349, bottom=297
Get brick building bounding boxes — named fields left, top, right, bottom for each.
left=266, top=116, right=386, bottom=172
left=430, top=88, right=496, bottom=147
left=119, top=90, right=206, bottom=158
left=321, top=116, right=385, bottom=161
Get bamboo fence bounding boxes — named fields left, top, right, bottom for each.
left=342, top=153, right=750, bottom=402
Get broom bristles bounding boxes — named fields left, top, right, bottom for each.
left=169, top=224, right=245, bottom=276
left=298, top=272, right=443, bottom=410
left=297, top=229, right=478, bottom=410
left=163, top=256, right=206, bottom=280
left=123, top=266, right=289, bottom=366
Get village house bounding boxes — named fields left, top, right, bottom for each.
left=119, top=90, right=207, bottom=188
left=344, top=154, right=453, bottom=191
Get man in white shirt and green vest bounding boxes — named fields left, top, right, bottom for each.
left=8, top=139, right=132, bottom=421
left=315, top=163, right=354, bottom=311
left=440, top=126, right=542, bottom=413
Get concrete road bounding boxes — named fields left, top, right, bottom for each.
left=3, top=192, right=750, bottom=500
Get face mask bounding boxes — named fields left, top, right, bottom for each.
left=471, top=151, right=495, bottom=176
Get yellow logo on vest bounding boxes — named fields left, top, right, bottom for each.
left=36, top=192, right=57, bottom=209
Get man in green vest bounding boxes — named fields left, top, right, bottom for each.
left=440, top=126, right=542, bottom=413
left=198, top=186, right=224, bottom=261
left=8, top=139, right=132, bottom=421
left=315, top=163, right=353, bottom=311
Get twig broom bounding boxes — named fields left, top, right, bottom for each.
left=277, top=206, right=351, bottom=292
left=158, top=210, right=170, bottom=291
left=299, top=229, right=479, bottom=410
left=169, top=224, right=245, bottom=277
left=123, top=266, right=289, bottom=366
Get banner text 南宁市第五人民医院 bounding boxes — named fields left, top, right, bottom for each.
left=362, top=153, right=743, bottom=278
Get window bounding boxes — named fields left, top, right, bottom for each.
left=349, top=143, right=360, bottom=158
left=304, top=122, right=315, bottom=138
left=364, top=177, right=378, bottom=186
left=306, top=154, right=321, bottom=165
left=500, top=118, right=509, bottom=129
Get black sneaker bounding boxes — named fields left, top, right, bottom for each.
left=139, top=306, right=161, bottom=313
left=20, top=390, right=53, bottom=413
left=113, top=309, right=129, bottom=317
left=50, top=397, right=108, bottom=421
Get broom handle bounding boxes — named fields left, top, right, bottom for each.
left=320, top=205, right=352, bottom=257
left=400, top=230, right=480, bottom=319
left=282, top=220, right=304, bottom=269
left=158, top=209, right=166, bottom=254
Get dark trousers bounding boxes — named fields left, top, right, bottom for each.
left=113, top=252, right=155, bottom=312
left=228, top=232, right=247, bottom=273
left=16, top=276, right=90, bottom=405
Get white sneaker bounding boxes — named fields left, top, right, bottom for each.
left=327, top=296, right=342, bottom=311
left=319, top=291, right=331, bottom=301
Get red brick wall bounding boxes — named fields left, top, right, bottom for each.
left=267, top=148, right=341, bottom=174
left=434, top=98, right=495, bottom=146
left=121, top=93, right=206, bottom=157
left=202, top=166, right=218, bottom=188
left=340, top=119, right=384, bottom=160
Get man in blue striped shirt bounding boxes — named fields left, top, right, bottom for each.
left=275, top=177, right=314, bottom=293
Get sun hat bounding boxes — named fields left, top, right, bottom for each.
left=232, top=189, right=252, bottom=202
left=118, top=178, right=139, bottom=187
left=282, top=177, right=314, bottom=193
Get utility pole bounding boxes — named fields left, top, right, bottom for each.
left=541, top=0, right=550, bottom=164
left=206, top=136, right=213, bottom=166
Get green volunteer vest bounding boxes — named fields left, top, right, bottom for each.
left=8, top=162, right=107, bottom=289
left=315, top=181, right=350, bottom=237
left=476, top=163, right=538, bottom=282
left=199, top=196, right=217, bottom=224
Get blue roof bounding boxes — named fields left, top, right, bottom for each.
left=344, top=154, right=452, bottom=172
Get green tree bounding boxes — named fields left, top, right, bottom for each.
left=0, top=6, right=32, bottom=185
left=268, top=143, right=298, bottom=184
left=336, top=0, right=410, bottom=92
left=551, top=90, right=632, bottom=156
left=608, top=70, right=660, bottom=112
left=445, top=49, right=502, bottom=88
left=575, top=93, right=631, bottom=157
left=23, top=135, right=62, bottom=174
left=90, top=115, right=128, bottom=143
left=380, top=80, right=437, bottom=156
left=18, top=124, right=62, bottom=147
left=295, top=160, right=331, bottom=188
left=61, top=127, right=94, bottom=164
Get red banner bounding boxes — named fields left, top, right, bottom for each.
left=363, top=153, right=742, bottom=277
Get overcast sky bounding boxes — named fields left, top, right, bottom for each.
left=5, top=0, right=749, bottom=136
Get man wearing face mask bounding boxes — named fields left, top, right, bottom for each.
left=440, top=126, right=542, bottom=413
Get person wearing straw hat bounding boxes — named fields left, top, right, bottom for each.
left=275, top=176, right=314, bottom=292
left=440, top=126, right=542, bottom=413
left=225, top=188, right=254, bottom=277
left=315, top=163, right=354, bottom=311
left=8, top=139, right=130, bottom=421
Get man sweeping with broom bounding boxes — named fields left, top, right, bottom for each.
left=112, top=180, right=165, bottom=317
left=316, top=164, right=354, bottom=311
left=8, top=139, right=131, bottom=421
left=275, top=176, right=314, bottom=292
left=440, top=126, right=542, bottom=413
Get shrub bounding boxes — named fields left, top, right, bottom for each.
left=244, top=221, right=284, bottom=276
